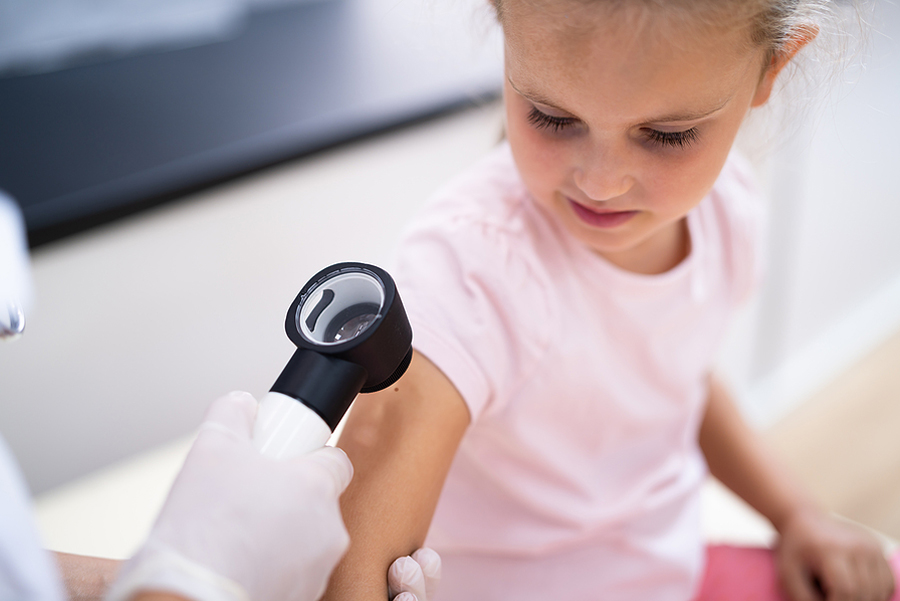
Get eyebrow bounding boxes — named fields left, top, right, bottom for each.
left=644, top=101, right=732, bottom=123
left=507, top=76, right=732, bottom=124
left=507, top=77, right=567, bottom=112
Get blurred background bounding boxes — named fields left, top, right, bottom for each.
left=0, top=0, right=898, bottom=558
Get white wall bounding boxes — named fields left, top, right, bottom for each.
left=720, top=0, right=900, bottom=425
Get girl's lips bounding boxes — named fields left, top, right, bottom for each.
left=568, top=200, right=638, bottom=228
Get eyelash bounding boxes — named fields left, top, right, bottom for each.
left=526, top=107, right=575, bottom=132
left=526, top=106, right=699, bottom=149
left=645, top=128, right=699, bottom=149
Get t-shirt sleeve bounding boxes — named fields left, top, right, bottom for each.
left=718, top=151, right=768, bottom=307
left=392, top=210, right=552, bottom=422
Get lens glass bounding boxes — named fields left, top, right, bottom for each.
left=323, top=302, right=380, bottom=343
left=298, top=270, right=385, bottom=346
left=332, top=312, right=377, bottom=342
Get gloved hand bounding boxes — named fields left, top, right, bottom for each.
left=0, top=191, right=32, bottom=340
left=388, top=547, right=442, bottom=601
left=106, top=391, right=352, bottom=601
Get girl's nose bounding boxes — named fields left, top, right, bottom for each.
left=573, top=161, right=635, bottom=202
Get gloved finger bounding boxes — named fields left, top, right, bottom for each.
left=0, top=192, right=34, bottom=321
left=411, top=547, right=441, bottom=599
left=197, top=391, right=258, bottom=442
left=392, top=594, right=418, bottom=601
left=301, top=446, right=354, bottom=496
left=388, top=555, right=427, bottom=600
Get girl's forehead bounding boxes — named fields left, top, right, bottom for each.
left=500, top=0, right=762, bottom=36
left=502, top=0, right=757, bottom=62
left=502, top=1, right=762, bottom=119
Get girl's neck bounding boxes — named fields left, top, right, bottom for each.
left=596, top=218, right=691, bottom=275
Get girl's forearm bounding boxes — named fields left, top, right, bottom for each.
left=698, top=376, right=821, bottom=532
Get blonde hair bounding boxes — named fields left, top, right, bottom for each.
left=487, top=0, right=847, bottom=65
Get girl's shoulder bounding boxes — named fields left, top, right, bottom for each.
left=393, top=144, right=558, bottom=421
left=398, top=142, right=566, bottom=291
left=412, top=142, right=536, bottom=237
left=710, top=150, right=764, bottom=214
left=703, top=150, right=768, bottom=306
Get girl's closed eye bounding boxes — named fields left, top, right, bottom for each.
left=527, top=103, right=700, bottom=151
left=527, top=106, right=577, bottom=133
left=645, top=127, right=700, bottom=149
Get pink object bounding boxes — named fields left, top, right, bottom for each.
left=393, top=143, right=765, bottom=600
left=694, top=546, right=900, bottom=601
left=694, top=546, right=789, bottom=601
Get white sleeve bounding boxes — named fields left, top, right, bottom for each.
left=0, top=191, right=34, bottom=337
left=0, top=436, right=66, bottom=601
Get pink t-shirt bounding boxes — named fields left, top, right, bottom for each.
left=392, top=143, right=764, bottom=601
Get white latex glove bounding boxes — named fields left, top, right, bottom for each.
left=0, top=191, right=33, bottom=340
left=106, top=391, right=352, bottom=601
left=388, top=547, right=442, bottom=601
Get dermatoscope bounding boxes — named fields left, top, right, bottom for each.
left=252, top=262, right=413, bottom=459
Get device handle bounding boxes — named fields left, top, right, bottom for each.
left=252, top=392, right=333, bottom=459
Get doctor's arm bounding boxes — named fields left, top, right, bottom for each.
left=53, top=552, right=120, bottom=601
left=324, top=350, right=470, bottom=601
left=699, top=375, right=894, bottom=601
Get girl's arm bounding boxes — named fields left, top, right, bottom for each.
left=699, top=375, right=895, bottom=601
left=699, top=375, right=817, bottom=532
left=324, top=350, right=471, bottom=601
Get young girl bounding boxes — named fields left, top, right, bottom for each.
left=324, top=1, right=898, bottom=600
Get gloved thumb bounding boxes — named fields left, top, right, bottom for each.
left=411, top=547, right=441, bottom=598
left=302, top=446, right=354, bottom=496
left=197, top=391, right=259, bottom=443
left=389, top=548, right=441, bottom=601
left=389, top=555, right=427, bottom=600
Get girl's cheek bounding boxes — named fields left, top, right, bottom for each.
left=518, top=131, right=569, bottom=183
left=514, top=118, right=572, bottom=167
left=508, top=116, right=545, bottom=163
left=507, top=130, right=564, bottom=201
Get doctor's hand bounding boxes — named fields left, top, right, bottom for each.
left=106, top=391, right=352, bottom=601
left=388, top=547, right=442, bottom=601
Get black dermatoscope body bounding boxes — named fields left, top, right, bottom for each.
left=252, top=262, right=413, bottom=458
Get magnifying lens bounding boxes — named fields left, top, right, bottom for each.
left=252, top=262, right=413, bottom=459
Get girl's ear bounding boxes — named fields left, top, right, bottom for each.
left=751, top=25, right=819, bottom=107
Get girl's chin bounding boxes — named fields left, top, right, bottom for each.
left=575, top=230, right=642, bottom=256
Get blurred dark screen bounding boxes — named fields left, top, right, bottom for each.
left=0, top=0, right=501, bottom=246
